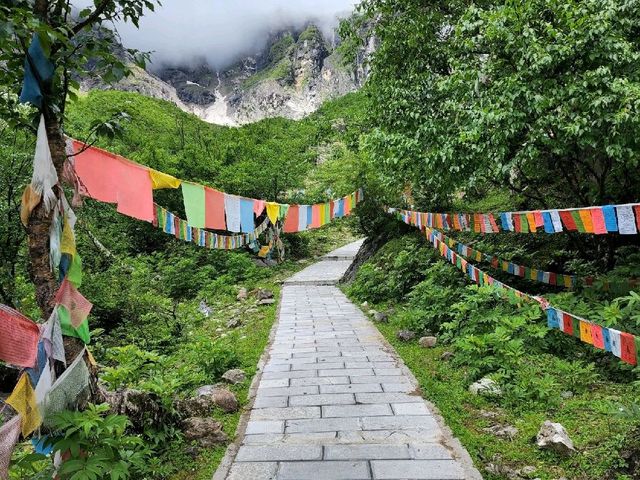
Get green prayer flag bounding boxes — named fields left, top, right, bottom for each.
left=181, top=182, right=206, bottom=228
left=520, top=214, right=529, bottom=233
left=324, top=203, right=331, bottom=224
left=279, top=204, right=290, bottom=220
left=524, top=267, right=531, bottom=280
left=58, top=305, right=90, bottom=344
left=572, top=317, right=581, bottom=338
left=570, top=210, right=585, bottom=232
left=67, top=253, right=82, bottom=287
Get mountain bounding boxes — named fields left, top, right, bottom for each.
left=82, top=22, right=375, bottom=126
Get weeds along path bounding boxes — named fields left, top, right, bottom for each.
left=214, top=239, right=481, bottom=480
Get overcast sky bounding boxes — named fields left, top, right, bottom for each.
left=86, top=0, right=358, bottom=69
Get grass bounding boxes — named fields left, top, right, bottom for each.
left=361, top=311, right=639, bottom=480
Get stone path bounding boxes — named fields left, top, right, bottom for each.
left=218, top=240, right=481, bottom=480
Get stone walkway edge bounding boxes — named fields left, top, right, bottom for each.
left=213, top=239, right=482, bottom=480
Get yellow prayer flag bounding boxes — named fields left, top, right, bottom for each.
left=60, top=216, right=76, bottom=256
left=579, top=320, right=593, bottom=345
left=6, top=374, right=42, bottom=437
left=564, top=275, right=573, bottom=288
left=20, top=185, right=42, bottom=226
left=266, top=202, right=280, bottom=224
left=86, top=348, right=97, bottom=368
left=578, top=209, right=594, bottom=233
left=149, top=169, right=181, bottom=190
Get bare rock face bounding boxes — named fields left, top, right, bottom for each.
left=212, top=388, right=239, bottom=413
left=182, top=417, right=228, bottom=447
left=256, top=289, right=274, bottom=300
left=536, top=421, right=575, bottom=455
left=396, top=330, right=416, bottom=342
left=440, top=351, right=454, bottom=361
left=222, top=369, right=246, bottom=385
left=469, top=377, right=502, bottom=396
left=419, top=336, right=437, bottom=348
left=227, top=317, right=242, bottom=328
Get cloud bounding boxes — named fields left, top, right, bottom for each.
left=88, top=0, right=358, bottom=69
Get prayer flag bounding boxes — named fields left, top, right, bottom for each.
left=533, top=211, right=544, bottom=227
left=42, top=310, right=65, bottom=366
left=6, top=374, right=42, bottom=437
left=526, top=213, right=536, bottom=232
left=571, top=317, right=581, bottom=338
left=559, top=211, right=577, bottom=231
left=578, top=209, right=594, bottom=233
left=182, top=182, right=206, bottom=228
left=609, top=329, right=622, bottom=357
left=204, top=187, right=226, bottom=230
left=311, top=204, right=321, bottom=228
left=19, top=34, right=54, bottom=108
left=542, top=212, right=554, bottom=233
left=579, top=320, right=593, bottom=344
left=620, top=332, right=637, bottom=365
left=635, top=205, right=640, bottom=231
left=297, top=206, right=308, bottom=231
left=58, top=306, right=90, bottom=344
left=266, top=202, right=280, bottom=225
left=591, top=324, right=605, bottom=349
left=240, top=198, right=255, bottom=233
left=500, top=212, right=513, bottom=231
left=602, top=205, right=618, bottom=232
left=617, top=205, right=637, bottom=235
left=54, top=278, right=92, bottom=328
left=224, top=194, right=242, bottom=232
left=602, top=328, right=612, bottom=352
left=550, top=210, right=563, bottom=232
left=149, top=169, right=180, bottom=189
left=590, top=208, right=607, bottom=234
left=20, top=185, right=41, bottom=227
left=546, top=308, right=560, bottom=329
left=253, top=199, right=266, bottom=216
left=570, top=211, right=585, bottom=232
left=561, top=312, right=574, bottom=335
left=0, top=304, right=40, bottom=368
left=284, top=205, right=300, bottom=233
left=0, top=415, right=21, bottom=479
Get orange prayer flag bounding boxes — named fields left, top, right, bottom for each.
left=283, top=205, right=300, bottom=233
left=578, top=209, right=594, bottom=233
left=204, top=187, right=226, bottom=230
left=526, top=213, right=537, bottom=233
left=579, top=320, right=593, bottom=345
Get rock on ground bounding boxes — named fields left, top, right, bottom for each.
left=373, top=311, right=388, bottom=323
left=222, top=369, right=246, bottom=385
left=237, top=288, right=248, bottom=301
left=536, top=420, right=575, bottom=455
left=212, top=388, right=239, bottom=413
left=419, top=336, right=437, bottom=348
left=182, top=417, right=228, bottom=447
left=469, top=377, right=502, bottom=396
left=396, top=329, right=416, bottom=341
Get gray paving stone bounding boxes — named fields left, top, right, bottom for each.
left=257, top=385, right=319, bottom=397
left=362, top=415, right=440, bottom=431
left=381, top=383, right=414, bottom=393
left=319, top=368, right=374, bottom=377
left=350, top=375, right=411, bottom=384
left=226, top=462, right=278, bottom=480
left=324, top=444, right=411, bottom=460
left=250, top=407, right=320, bottom=421
left=285, top=417, right=360, bottom=433
left=245, top=420, right=284, bottom=435
left=371, top=460, right=465, bottom=479
left=337, top=430, right=442, bottom=444
left=392, top=403, right=431, bottom=416
left=290, top=376, right=350, bottom=386
left=278, top=460, right=371, bottom=480
left=289, top=393, right=355, bottom=406
left=235, top=445, right=322, bottom=462
left=355, top=393, right=423, bottom=404
left=322, top=404, right=393, bottom=418
left=253, top=396, right=288, bottom=408
left=408, top=444, right=453, bottom=460
left=320, top=383, right=383, bottom=394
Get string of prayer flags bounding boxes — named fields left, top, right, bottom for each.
left=6, top=374, right=42, bottom=437
left=0, top=304, right=40, bottom=368
left=0, top=416, right=21, bottom=480
left=70, top=140, right=154, bottom=222
left=421, top=224, right=640, bottom=366
left=19, top=33, right=55, bottom=108
left=390, top=202, right=640, bottom=235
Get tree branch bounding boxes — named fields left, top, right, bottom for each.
left=71, top=0, right=111, bottom=35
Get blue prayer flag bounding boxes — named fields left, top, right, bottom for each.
left=602, top=205, right=618, bottom=232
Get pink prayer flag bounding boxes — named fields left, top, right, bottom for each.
left=311, top=204, right=322, bottom=229
left=590, top=208, right=607, bottom=234
left=0, top=304, right=39, bottom=368
left=72, top=141, right=154, bottom=222
left=116, top=160, right=154, bottom=222
left=54, top=279, right=92, bottom=328
left=533, top=211, right=544, bottom=227
left=205, top=187, right=226, bottom=230
left=0, top=415, right=21, bottom=478
left=283, top=205, right=300, bottom=233
left=253, top=199, right=266, bottom=216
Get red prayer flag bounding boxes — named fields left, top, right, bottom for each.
left=488, top=214, right=499, bottom=232
left=559, top=211, right=577, bottom=231
left=329, top=201, right=335, bottom=220
left=513, top=214, right=522, bottom=232
left=591, top=324, right=605, bottom=349
left=549, top=272, right=557, bottom=285
left=204, top=187, right=226, bottom=230
left=283, top=205, right=300, bottom=233
left=533, top=211, right=544, bottom=227
left=620, top=332, right=637, bottom=365
left=54, top=279, right=93, bottom=328
left=0, top=304, right=39, bottom=368
left=590, top=208, right=607, bottom=234
left=561, top=312, right=573, bottom=335
left=634, top=205, right=640, bottom=230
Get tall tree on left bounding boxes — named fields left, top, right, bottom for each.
left=0, top=0, right=158, bottom=356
